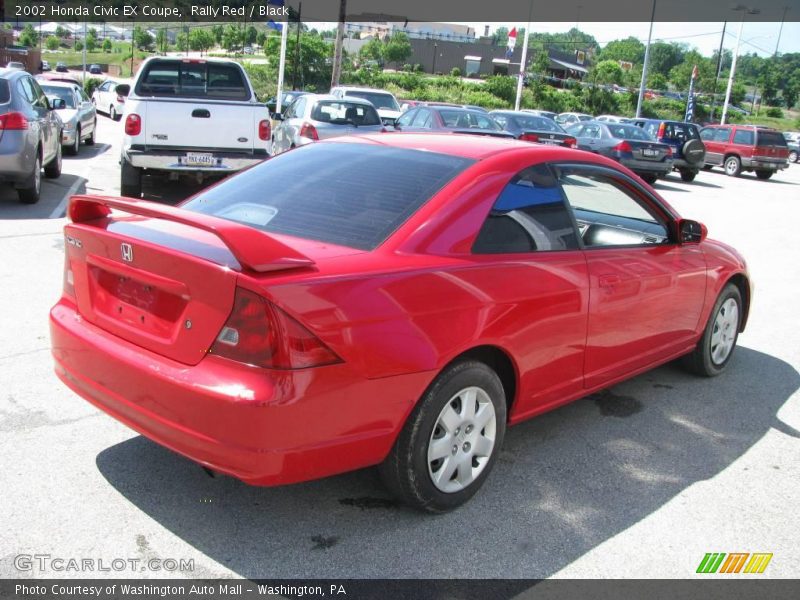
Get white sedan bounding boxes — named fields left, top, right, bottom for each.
left=91, top=79, right=128, bottom=121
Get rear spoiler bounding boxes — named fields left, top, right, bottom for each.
left=68, top=195, right=315, bottom=273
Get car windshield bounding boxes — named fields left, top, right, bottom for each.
left=608, top=124, right=652, bottom=141
left=311, top=101, right=381, bottom=126
left=136, top=60, right=249, bottom=100
left=513, top=115, right=561, bottom=132
left=182, top=143, right=475, bottom=250
left=344, top=91, right=400, bottom=112
left=40, top=85, right=76, bottom=108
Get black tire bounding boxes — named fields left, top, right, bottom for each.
left=18, top=154, right=42, bottom=204
left=681, top=138, right=706, bottom=166
left=44, top=142, right=62, bottom=178
left=379, top=360, right=507, bottom=513
left=755, top=170, right=773, bottom=180
left=85, top=121, right=96, bottom=146
left=120, top=159, right=142, bottom=198
left=682, top=283, right=742, bottom=377
left=66, top=127, right=80, bottom=155
left=640, top=173, right=658, bottom=185
left=679, top=169, right=697, bottom=182
left=788, top=150, right=797, bottom=163
left=724, top=155, right=742, bottom=177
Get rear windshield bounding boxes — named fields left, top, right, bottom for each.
left=607, top=124, right=651, bottom=141
left=512, top=115, right=562, bottom=132
left=664, top=122, right=699, bottom=140
left=135, top=60, right=250, bottom=100
left=311, top=101, right=381, bottom=126
left=182, top=143, right=474, bottom=250
left=343, top=91, right=400, bottom=112
left=757, top=130, right=787, bottom=146
left=0, top=80, right=9, bottom=104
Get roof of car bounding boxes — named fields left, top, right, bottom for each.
left=38, top=80, right=80, bottom=89
left=333, top=86, right=395, bottom=94
left=304, top=94, right=375, bottom=105
left=0, top=68, right=27, bottom=80
left=327, top=132, right=533, bottom=160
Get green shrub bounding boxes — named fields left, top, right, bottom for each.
left=450, top=67, right=461, bottom=77
left=84, top=78, right=103, bottom=97
left=483, top=76, right=516, bottom=104
left=765, top=107, right=783, bottom=119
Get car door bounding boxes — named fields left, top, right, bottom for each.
left=76, top=87, right=94, bottom=134
left=272, top=99, right=296, bottom=154
left=18, top=77, right=54, bottom=163
left=701, top=127, right=730, bottom=166
left=469, top=163, right=589, bottom=418
left=30, top=79, right=61, bottom=162
left=555, top=163, right=707, bottom=387
left=576, top=123, right=602, bottom=152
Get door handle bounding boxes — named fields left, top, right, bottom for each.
left=192, top=109, right=211, bottom=118
left=599, top=275, right=622, bottom=288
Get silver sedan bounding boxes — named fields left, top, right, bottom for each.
left=39, top=81, right=97, bottom=155
left=271, top=94, right=385, bottom=155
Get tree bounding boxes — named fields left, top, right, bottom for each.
left=256, top=31, right=267, bottom=47
left=19, top=24, right=38, bottom=48
left=648, top=42, right=685, bottom=78
left=211, top=25, right=224, bottom=45
left=55, top=25, right=69, bottom=39
left=221, top=25, right=242, bottom=53
left=189, top=29, right=215, bottom=55
left=599, top=37, right=645, bottom=64
left=592, top=60, right=624, bottom=86
left=74, top=40, right=83, bottom=52
left=731, top=82, right=747, bottom=106
left=102, top=39, right=113, bottom=53
left=245, top=26, right=258, bottom=46
left=133, top=27, right=153, bottom=51
left=359, top=37, right=384, bottom=64
left=45, top=36, right=60, bottom=51
left=85, top=29, right=97, bottom=52
left=155, top=28, right=167, bottom=53
left=176, top=33, right=189, bottom=53
left=264, top=32, right=331, bottom=90
left=492, top=27, right=509, bottom=47
left=384, top=32, right=412, bottom=67
left=648, top=72, right=668, bottom=91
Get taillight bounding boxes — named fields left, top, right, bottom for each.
left=0, top=111, right=29, bottom=130
left=665, top=146, right=673, bottom=157
left=210, top=287, right=341, bottom=369
left=657, top=122, right=666, bottom=140
left=258, top=119, right=271, bottom=141
left=520, top=132, right=539, bottom=142
left=563, top=137, right=577, bottom=148
left=124, top=113, right=141, bottom=136
left=613, top=141, right=633, bottom=153
left=299, top=122, right=319, bottom=141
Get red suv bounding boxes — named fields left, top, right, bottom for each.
left=700, top=125, right=789, bottom=179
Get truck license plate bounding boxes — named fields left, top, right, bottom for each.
left=185, top=152, right=217, bottom=166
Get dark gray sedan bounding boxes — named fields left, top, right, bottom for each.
left=271, top=95, right=385, bottom=155
left=393, top=106, right=514, bottom=139
left=566, top=121, right=673, bottom=184
left=0, top=68, right=63, bottom=204
left=489, top=110, right=577, bottom=147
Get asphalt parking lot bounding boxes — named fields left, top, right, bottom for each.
left=0, top=116, right=798, bottom=580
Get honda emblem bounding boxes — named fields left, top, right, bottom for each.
left=120, top=243, right=134, bottom=262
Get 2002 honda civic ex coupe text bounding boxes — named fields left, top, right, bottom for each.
left=50, top=134, right=751, bottom=512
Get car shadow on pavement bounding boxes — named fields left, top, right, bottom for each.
left=0, top=173, right=86, bottom=220
left=95, top=346, right=798, bottom=579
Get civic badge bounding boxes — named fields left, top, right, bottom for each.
left=120, top=243, right=134, bottom=262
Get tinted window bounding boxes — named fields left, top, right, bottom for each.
left=607, top=124, right=651, bottom=140
left=713, top=128, right=731, bottom=142
left=733, top=129, right=754, bottom=145
left=291, top=97, right=307, bottom=117
left=664, top=122, right=699, bottom=140
left=513, top=115, right=561, bottom=132
left=183, top=143, right=474, bottom=250
left=473, top=164, right=578, bottom=254
left=311, top=101, right=381, bottom=125
left=395, top=109, right=415, bottom=127
left=343, top=91, right=400, bottom=111
left=0, top=80, right=9, bottom=104
left=439, top=110, right=500, bottom=130
left=700, top=128, right=715, bottom=141
left=756, top=130, right=787, bottom=146
left=411, top=108, right=432, bottom=127
left=558, top=168, right=669, bottom=246
left=136, top=60, right=249, bottom=100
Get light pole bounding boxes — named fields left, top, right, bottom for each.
left=721, top=5, right=760, bottom=125
left=709, top=21, right=727, bottom=123
left=432, top=42, right=437, bottom=74
left=636, top=0, right=657, bottom=118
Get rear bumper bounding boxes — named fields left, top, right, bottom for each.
left=0, top=131, right=33, bottom=182
left=50, top=299, right=429, bottom=486
left=671, top=158, right=701, bottom=172
left=122, top=148, right=268, bottom=173
left=741, top=158, right=788, bottom=171
left=620, top=157, right=674, bottom=175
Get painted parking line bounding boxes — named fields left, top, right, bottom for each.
left=48, top=176, right=86, bottom=219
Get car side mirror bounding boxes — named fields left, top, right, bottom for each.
left=678, top=219, right=707, bottom=244
left=48, top=97, right=66, bottom=110
left=114, top=84, right=130, bottom=97
left=273, top=112, right=283, bottom=121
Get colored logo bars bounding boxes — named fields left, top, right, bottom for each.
left=696, top=552, right=773, bottom=574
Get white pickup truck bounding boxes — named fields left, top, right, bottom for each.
left=119, top=57, right=272, bottom=197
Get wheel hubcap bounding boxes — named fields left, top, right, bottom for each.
left=34, top=159, right=41, bottom=194
left=710, top=298, right=739, bottom=365
left=726, top=160, right=737, bottom=174
left=427, top=386, right=496, bottom=493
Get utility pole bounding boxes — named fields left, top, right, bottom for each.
left=721, top=8, right=756, bottom=125
left=292, top=2, right=302, bottom=90
left=276, top=19, right=289, bottom=114
left=636, top=0, right=657, bottom=118
left=82, top=21, right=87, bottom=86
left=514, top=26, right=530, bottom=111
left=709, top=21, right=727, bottom=123
left=330, top=0, right=346, bottom=88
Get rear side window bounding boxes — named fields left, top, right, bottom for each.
left=713, top=128, right=731, bottom=142
left=136, top=60, right=249, bottom=100
left=183, top=143, right=474, bottom=250
left=664, top=122, right=699, bottom=141
left=473, top=164, right=578, bottom=254
left=756, top=130, right=787, bottom=146
left=733, top=129, right=754, bottom=145
left=0, top=80, right=9, bottom=104
left=311, top=101, right=381, bottom=126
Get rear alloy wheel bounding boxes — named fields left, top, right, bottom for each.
left=683, top=283, right=742, bottom=377
left=44, top=142, right=62, bottom=178
left=109, top=105, right=117, bottom=121
left=85, top=121, right=96, bottom=146
left=755, top=170, right=773, bottom=180
left=66, top=127, right=80, bottom=155
left=679, top=169, right=697, bottom=182
left=789, top=150, right=798, bottom=163
left=18, top=154, right=42, bottom=204
left=724, top=156, right=742, bottom=177
left=379, top=360, right=507, bottom=512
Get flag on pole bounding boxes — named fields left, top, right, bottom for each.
left=267, top=20, right=283, bottom=32
left=506, top=28, right=517, bottom=59
left=684, top=64, right=698, bottom=122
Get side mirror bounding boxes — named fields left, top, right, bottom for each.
left=47, top=97, right=66, bottom=110
left=273, top=112, right=284, bottom=121
left=115, top=84, right=130, bottom=97
left=678, top=219, right=707, bottom=244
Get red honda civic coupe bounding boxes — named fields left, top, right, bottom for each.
left=50, top=134, right=751, bottom=512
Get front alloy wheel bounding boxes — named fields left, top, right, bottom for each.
left=683, top=283, right=742, bottom=377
